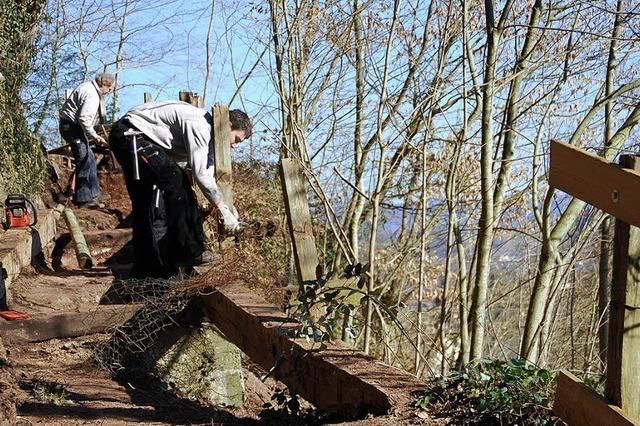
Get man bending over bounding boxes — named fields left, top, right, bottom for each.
left=109, top=101, right=251, bottom=278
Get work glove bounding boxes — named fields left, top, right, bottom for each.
left=218, top=203, right=240, bottom=233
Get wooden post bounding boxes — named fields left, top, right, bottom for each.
left=212, top=104, right=234, bottom=210
left=179, top=91, right=190, bottom=102
left=550, top=140, right=640, bottom=424
left=144, top=92, right=152, bottom=103
left=607, top=154, right=640, bottom=422
left=279, top=158, right=320, bottom=285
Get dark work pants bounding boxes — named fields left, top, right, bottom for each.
left=59, top=119, right=101, bottom=203
left=109, top=119, right=206, bottom=278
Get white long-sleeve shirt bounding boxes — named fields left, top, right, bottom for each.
left=123, top=101, right=224, bottom=207
left=59, top=80, right=102, bottom=140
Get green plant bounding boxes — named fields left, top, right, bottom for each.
left=24, top=378, right=69, bottom=406
left=416, top=359, right=558, bottom=425
left=0, top=0, right=48, bottom=198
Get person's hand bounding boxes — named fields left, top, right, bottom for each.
left=218, top=204, right=240, bottom=233
left=94, top=135, right=106, bottom=145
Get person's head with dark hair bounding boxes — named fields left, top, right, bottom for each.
left=228, top=109, right=252, bottom=149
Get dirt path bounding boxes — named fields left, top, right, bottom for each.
left=2, top=202, right=275, bottom=425
left=1, top=167, right=432, bottom=425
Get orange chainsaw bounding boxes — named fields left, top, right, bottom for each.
left=4, top=194, right=37, bottom=229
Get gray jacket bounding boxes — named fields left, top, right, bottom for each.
left=124, top=101, right=224, bottom=207
left=59, top=80, right=102, bottom=140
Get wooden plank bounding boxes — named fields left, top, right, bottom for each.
left=0, top=305, right=142, bottom=344
left=212, top=104, right=234, bottom=210
left=549, top=140, right=640, bottom=228
left=553, top=370, right=636, bottom=426
left=279, top=158, right=320, bottom=284
left=199, top=280, right=426, bottom=417
left=606, top=155, right=640, bottom=423
left=143, top=92, right=152, bottom=103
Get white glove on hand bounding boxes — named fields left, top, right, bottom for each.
left=219, top=204, right=240, bottom=233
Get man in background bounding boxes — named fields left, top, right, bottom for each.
left=59, top=72, right=115, bottom=208
left=108, top=100, right=251, bottom=278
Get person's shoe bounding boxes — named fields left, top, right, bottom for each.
left=178, top=250, right=219, bottom=267
left=75, top=199, right=105, bottom=209
left=192, top=250, right=219, bottom=266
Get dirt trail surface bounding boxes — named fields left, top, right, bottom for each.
left=2, top=210, right=272, bottom=424
left=0, top=165, right=433, bottom=425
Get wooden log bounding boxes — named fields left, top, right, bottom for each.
left=279, top=158, right=320, bottom=284
left=606, top=155, right=640, bottom=423
left=58, top=228, right=132, bottom=247
left=553, top=370, right=636, bottom=426
left=199, top=280, right=426, bottom=417
left=62, top=208, right=93, bottom=269
left=144, top=92, right=152, bottom=103
left=0, top=305, right=142, bottom=344
left=549, top=140, right=640, bottom=228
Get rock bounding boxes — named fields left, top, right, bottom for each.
left=153, top=323, right=245, bottom=406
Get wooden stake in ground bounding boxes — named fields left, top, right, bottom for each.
left=549, top=140, right=640, bottom=425
left=212, top=104, right=237, bottom=252
left=62, top=207, right=93, bottom=269
left=212, top=104, right=234, bottom=209
left=279, top=158, right=320, bottom=286
left=607, top=154, right=640, bottom=421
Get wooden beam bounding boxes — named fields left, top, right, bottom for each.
left=199, top=280, right=425, bottom=417
left=553, top=370, right=636, bottom=426
left=212, top=104, right=234, bottom=210
left=606, top=155, right=640, bottom=422
left=59, top=228, right=132, bottom=246
left=549, top=140, right=640, bottom=228
left=0, top=305, right=142, bottom=344
left=279, top=158, right=320, bottom=284
left=144, top=92, right=152, bottom=103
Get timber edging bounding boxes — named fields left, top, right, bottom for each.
left=0, top=304, right=142, bottom=344
left=199, top=280, right=425, bottom=418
